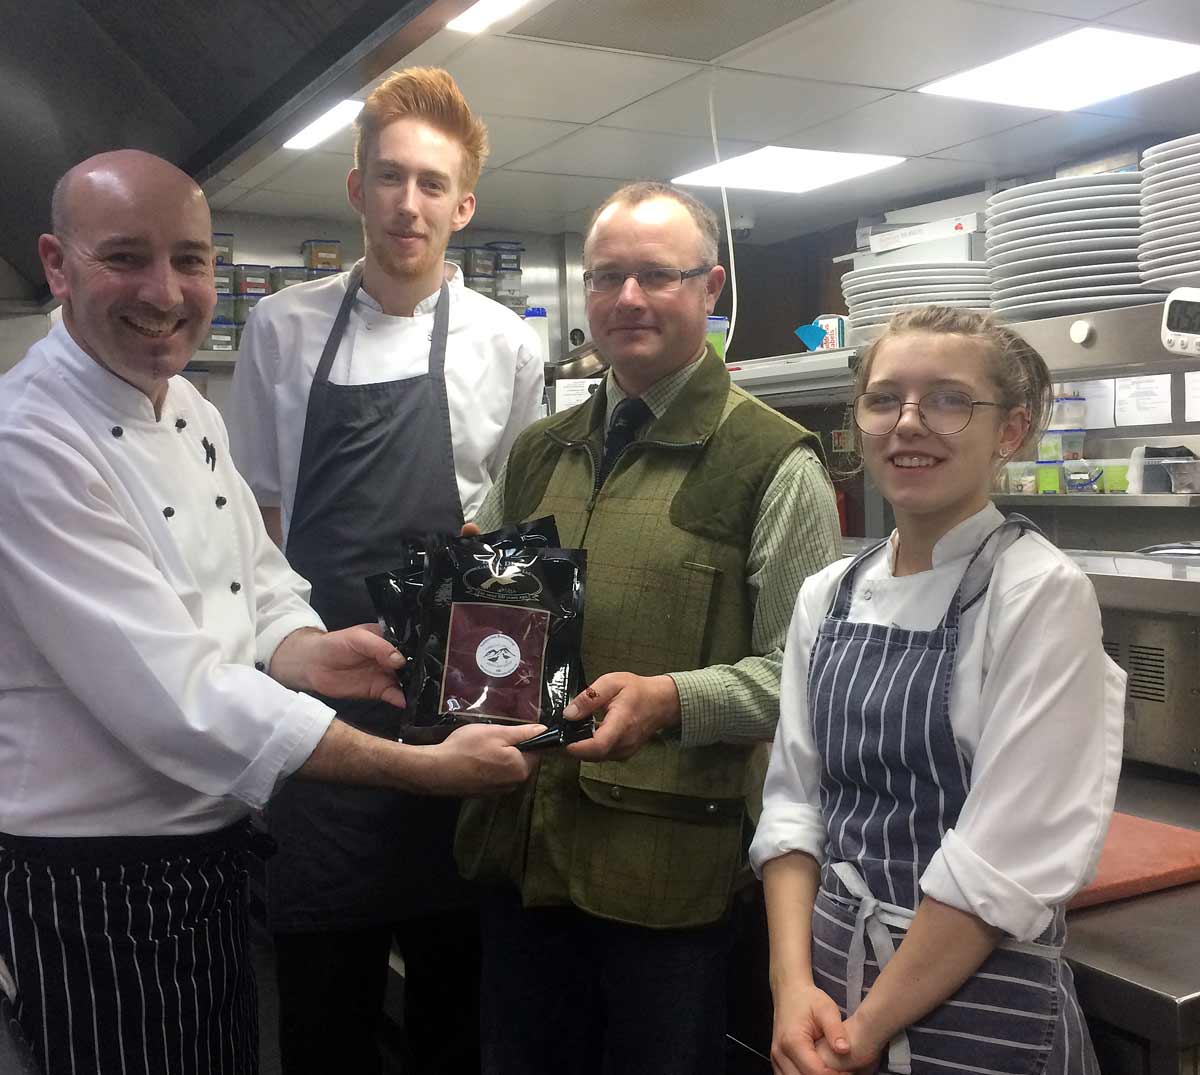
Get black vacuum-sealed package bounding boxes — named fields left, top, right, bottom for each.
left=366, top=518, right=590, bottom=748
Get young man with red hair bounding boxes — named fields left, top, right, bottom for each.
left=228, top=67, right=543, bottom=1074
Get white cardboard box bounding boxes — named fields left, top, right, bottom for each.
left=868, top=213, right=985, bottom=254
left=852, top=233, right=986, bottom=270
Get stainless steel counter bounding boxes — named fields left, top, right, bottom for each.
left=1065, top=765, right=1200, bottom=1072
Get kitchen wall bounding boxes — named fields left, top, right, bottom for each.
left=0, top=313, right=50, bottom=374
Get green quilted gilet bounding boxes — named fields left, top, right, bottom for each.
left=455, top=347, right=819, bottom=928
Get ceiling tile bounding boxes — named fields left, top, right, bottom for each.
left=352, top=33, right=476, bottom=101
left=441, top=36, right=699, bottom=123
left=482, top=115, right=586, bottom=167
left=507, top=126, right=758, bottom=181
left=265, top=152, right=355, bottom=198
left=937, top=111, right=1148, bottom=169
left=965, top=0, right=1132, bottom=16
left=1101, top=0, right=1200, bottom=42
left=779, top=92, right=1050, bottom=156
left=207, top=185, right=251, bottom=211
left=474, top=170, right=623, bottom=214
left=510, top=0, right=832, bottom=62
left=599, top=69, right=890, bottom=141
left=320, top=125, right=360, bottom=157
left=226, top=188, right=359, bottom=222
left=237, top=148, right=305, bottom=190
left=1079, top=69, right=1200, bottom=132
left=726, top=0, right=1077, bottom=91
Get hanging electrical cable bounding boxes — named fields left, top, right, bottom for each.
left=707, top=67, right=738, bottom=357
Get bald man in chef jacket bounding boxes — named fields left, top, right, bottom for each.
left=0, top=148, right=540, bottom=1075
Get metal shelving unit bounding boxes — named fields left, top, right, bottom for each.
left=994, top=493, right=1200, bottom=508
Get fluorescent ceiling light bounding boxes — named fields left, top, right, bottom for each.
left=920, top=28, right=1200, bottom=111
left=447, top=0, right=533, bottom=33
left=674, top=146, right=905, bottom=195
left=283, top=100, right=364, bottom=150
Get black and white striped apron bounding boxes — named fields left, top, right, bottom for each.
left=808, top=517, right=1098, bottom=1075
left=0, top=820, right=271, bottom=1075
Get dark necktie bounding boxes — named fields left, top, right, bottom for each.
left=599, top=397, right=653, bottom=485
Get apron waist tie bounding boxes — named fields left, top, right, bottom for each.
left=831, top=861, right=914, bottom=1075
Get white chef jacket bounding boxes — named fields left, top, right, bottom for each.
left=0, top=322, right=335, bottom=836
left=227, top=263, right=544, bottom=544
left=751, top=504, right=1125, bottom=941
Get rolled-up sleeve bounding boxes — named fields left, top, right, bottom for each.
left=0, top=429, right=334, bottom=809
left=919, top=561, right=1124, bottom=940
left=749, top=578, right=831, bottom=875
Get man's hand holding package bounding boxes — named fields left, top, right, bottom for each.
left=271, top=624, right=406, bottom=707
left=564, top=672, right=681, bottom=761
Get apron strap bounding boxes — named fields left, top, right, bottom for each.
left=942, top=514, right=1044, bottom=629
left=831, top=861, right=914, bottom=1075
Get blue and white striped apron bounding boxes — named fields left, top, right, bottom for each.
left=808, top=518, right=1098, bottom=1075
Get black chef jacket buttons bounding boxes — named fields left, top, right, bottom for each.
left=609, top=786, right=623, bottom=801
left=705, top=802, right=718, bottom=815
left=255, top=661, right=266, bottom=672
left=215, top=496, right=227, bottom=508
left=230, top=581, right=242, bottom=594
left=175, top=418, right=187, bottom=430
left=111, top=426, right=123, bottom=438
left=162, top=506, right=175, bottom=519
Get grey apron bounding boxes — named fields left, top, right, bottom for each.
left=807, top=517, right=1099, bottom=1075
left=267, top=262, right=470, bottom=930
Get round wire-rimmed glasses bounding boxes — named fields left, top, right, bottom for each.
left=853, top=390, right=1003, bottom=436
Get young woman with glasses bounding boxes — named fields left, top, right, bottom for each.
left=752, top=305, right=1125, bottom=1075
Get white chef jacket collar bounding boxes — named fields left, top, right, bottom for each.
left=48, top=319, right=179, bottom=425
left=354, top=261, right=463, bottom=317
left=885, top=502, right=1006, bottom=575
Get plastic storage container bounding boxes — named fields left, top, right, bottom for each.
left=465, top=274, right=497, bottom=297
left=1005, top=461, right=1037, bottom=494
left=1050, top=396, right=1087, bottom=428
left=1039, top=429, right=1085, bottom=461
left=486, top=241, right=523, bottom=272
left=212, top=233, right=234, bottom=265
left=235, top=294, right=263, bottom=322
left=524, top=307, right=550, bottom=362
left=213, top=264, right=236, bottom=293
left=465, top=248, right=497, bottom=276
left=270, top=266, right=308, bottom=291
left=1063, top=461, right=1104, bottom=493
left=445, top=247, right=466, bottom=269
left=495, top=270, right=523, bottom=295
left=706, top=316, right=729, bottom=359
left=301, top=239, right=342, bottom=271
left=306, top=267, right=340, bottom=282
left=1083, top=458, right=1129, bottom=493
left=1036, top=461, right=1062, bottom=494
left=203, top=319, right=237, bottom=352
left=1160, top=459, right=1200, bottom=493
left=214, top=294, right=237, bottom=322
left=234, top=264, right=271, bottom=295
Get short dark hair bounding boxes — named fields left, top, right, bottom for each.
left=585, top=182, right=720, bottom=265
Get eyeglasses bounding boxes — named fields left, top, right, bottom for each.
left=583, top=266, right=710, bottom=293
left=853, top=390, right=1003, bottom=436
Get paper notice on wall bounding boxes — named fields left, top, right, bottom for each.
left=1186, top=371, right=1200, bottom=423
left=553, top=378, right=602, bottom=413
left=1076, top=379, right=1115, bottom=429
left=1115, top=375, right=1173, bottom=426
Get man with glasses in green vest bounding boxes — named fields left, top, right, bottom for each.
left=459, top=180, right=842, bottom=1074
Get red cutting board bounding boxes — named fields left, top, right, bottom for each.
left=1069, top=812, right=1200, bottom=910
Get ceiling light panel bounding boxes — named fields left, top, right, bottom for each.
left=674, top=146, right=905, bottom=195
left=920, top=28, right=1200, bottom=111
left=283, top=100, right=364, bottom=150
left=448, top=0, right=534, bottom=33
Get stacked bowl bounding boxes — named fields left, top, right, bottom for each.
left=985, top=173, right=1152, bottom=322
left=841, top=261, right=991, bottom=334
left=1139, top=132, right=1200, bottom=292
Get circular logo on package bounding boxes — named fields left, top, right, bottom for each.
left=476, top=633, right=521, bottom=678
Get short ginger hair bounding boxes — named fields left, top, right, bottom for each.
left=354, top=67, right=489, bottom=192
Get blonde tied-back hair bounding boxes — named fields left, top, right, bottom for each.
left=354, top=67, right=489, bottom=191
left=852, top=306, right=1052, bottom=458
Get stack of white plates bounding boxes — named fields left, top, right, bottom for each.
left=841, top=261, right=991, bottom=331
left=1139, top=132, right=1200, bottom=292
left=985, top=173, right=1153, bottom=322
